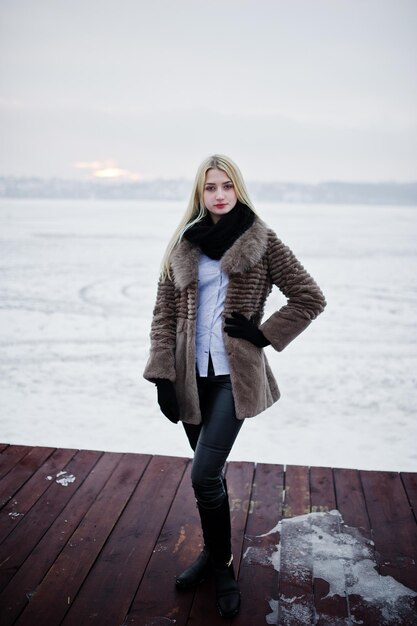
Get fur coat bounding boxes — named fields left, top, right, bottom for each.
left=143, top=215, right=326, bottom=423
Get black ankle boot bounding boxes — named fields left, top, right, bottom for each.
left=175, top=547, right=210, bottom=589
left=212, top=556, right=241, bottom=618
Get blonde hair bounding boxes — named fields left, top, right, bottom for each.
left=160, top=154, right=258, bottom=281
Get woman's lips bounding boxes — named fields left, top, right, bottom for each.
left=215, top=203, right=227, bottom=208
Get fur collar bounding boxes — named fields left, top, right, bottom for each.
left=170, top=216, right=270, bottom=290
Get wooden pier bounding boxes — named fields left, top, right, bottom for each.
left=0, top=444, right=416, bottom=625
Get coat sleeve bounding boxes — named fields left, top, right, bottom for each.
left=259, top=231, right=326, bottom=352
left=143, top=273, right=177, bottom=383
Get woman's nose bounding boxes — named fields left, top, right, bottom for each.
left=215, top=187, right=225, bottom=199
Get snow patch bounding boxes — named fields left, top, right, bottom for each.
left=8, top=511, right=23, bottom=519
left=46, top=470, right=76, bottom=486
left=245, top=509, right=417, bottom=625
left=266, top=598, right=278, bottom=625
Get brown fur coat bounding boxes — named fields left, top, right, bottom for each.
left=143, top=216, right=326, bottom=423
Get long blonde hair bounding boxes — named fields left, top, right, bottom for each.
left=160, top=154, right=258, bottom=281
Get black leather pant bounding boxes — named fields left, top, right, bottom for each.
left=183, top=354, right=244, bottom=510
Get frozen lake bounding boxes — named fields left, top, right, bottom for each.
left=1, top=198, right=416, bottom=471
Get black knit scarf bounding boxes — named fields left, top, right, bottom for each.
left=183, top=200, right=255, bottom=260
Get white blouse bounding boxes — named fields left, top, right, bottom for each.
left=195, top=253, right=230, bottom=376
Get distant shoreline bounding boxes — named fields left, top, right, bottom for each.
left=0, top=176, right=416, bottom=205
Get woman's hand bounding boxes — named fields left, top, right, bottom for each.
left=154, top=379, right=180, bottom=424
left=224, top=312, right=271, bottom=348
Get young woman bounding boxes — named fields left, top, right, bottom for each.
left=143, top=154, right=326, bottom=618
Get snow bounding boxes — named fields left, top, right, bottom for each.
left=245, top=510, right=417, bottom=625
left=0, top=198, right=416, bottom=472
left=54, top=470, right=76, bottom=486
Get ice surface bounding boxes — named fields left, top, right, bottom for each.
left=0, top=199, right=416, bottom=472
left=246, top=510, right=417, bottom=625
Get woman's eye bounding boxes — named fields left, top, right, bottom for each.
left=224, top=183, right=234, bottom=189
left=205, top=186, right=215, bottom=192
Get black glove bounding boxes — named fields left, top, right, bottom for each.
left=154, top=379, right=180, bottom=424
left=224, top=312, right=271, bottom=348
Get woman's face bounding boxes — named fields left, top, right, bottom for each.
left=203, top=168, right=238, bottom=224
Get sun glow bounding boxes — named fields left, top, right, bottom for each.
left=72, top=160, right=141, bottom=180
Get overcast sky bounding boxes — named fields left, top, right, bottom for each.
left=0, top=0, right=416, bottom=182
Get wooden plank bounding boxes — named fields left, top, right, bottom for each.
left=234, top=463, right=284, bottom=626
left=0, top=447, right=77, bottom=543
left=227, top=460, right=256, bottom=571
left=0, top=446, right=32, bottom=483
left=0, top=446, right=54, bottom=507
left=0, top=448, right=101, bottom=592
left=0, top=445, right=9, bottom=454
left=360, top=469, right=417, bottom=591
left=187, top=461, right=255, bottom=626
left=14, top=451, right=151, bottom=626
left=0, top=451, right=125, bottom=626
left=121, top=461, right=200, bottom=626
left=62, top=455, right=187, bottom=626
left=333, top=468, right=371, bottom=539
left=334, top=468, right=390, bottom=626
left=278, top=465, right=315, bottom=625
left=401, top=472, right=417, bottom=523
left=282, top=465, right=310, bottom=519
left=310, top=466, right=336, bottom=514
left=310, top=467, right=349, bottom=624
left=359, top=469, right=417, bottom=624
